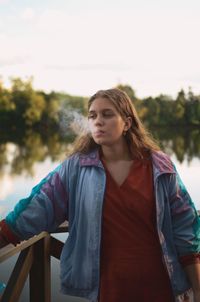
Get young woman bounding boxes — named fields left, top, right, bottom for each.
left=0, top=88, right=200, bottom=302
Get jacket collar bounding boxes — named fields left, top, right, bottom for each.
left=151, top=151, right=176, bottom=177
left=79, top=149, right=101, bottom=167
left=79, top=149, right=176, bottom=175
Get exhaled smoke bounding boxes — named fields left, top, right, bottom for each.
left=59, top=108, right=89, bottom=137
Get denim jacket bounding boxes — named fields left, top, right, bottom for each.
left=1, top=150, right=200, bottom=301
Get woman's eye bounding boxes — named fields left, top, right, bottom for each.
left=88, top=114, right=96, bottom=119
left=88, top=112, right=114, bottom=119
left=103, top=113, right=114, bottom=117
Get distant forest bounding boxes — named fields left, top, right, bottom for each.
left=0, top=77, right=200, bottom=131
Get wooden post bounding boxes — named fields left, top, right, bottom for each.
left=1, top=247, right=33, bottom=302
left=30, top=235, right=51, bottom=302
left=50, top=236, right=64, bottom=260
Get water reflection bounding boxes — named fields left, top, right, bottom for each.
left=0, top=127, right=199, bottom=176
left=151, top=126, right=200, bottom=163
left=0, top=129, right=75, bottom=176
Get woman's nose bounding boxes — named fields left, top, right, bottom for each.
left=94, top=115, right=104, bottom=125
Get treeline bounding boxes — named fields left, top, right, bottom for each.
left=0, top=77, right=88, bottom=134
left=0, top=78, right=200, bottom=131
left=0, top=126, right=199, bottom=176
left=117, top=84, right=200, bottom=127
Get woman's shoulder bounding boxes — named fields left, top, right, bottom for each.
left=151, top=150, right=175, bottom=174
left=151, top=150, right=171, bottom=161
left=61, top=149, right=100, bottom=167
left=61, top=152, right=81, bottom=167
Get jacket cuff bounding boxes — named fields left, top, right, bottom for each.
left=179, top=253, right=200, bottom=267
left=0, top=219, right=21, bottom=246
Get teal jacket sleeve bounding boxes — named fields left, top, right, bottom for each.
left=169, top=165, right=200, bottom=256
left=0, top=161, right=69, bottom=244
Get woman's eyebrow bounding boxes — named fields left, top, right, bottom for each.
left=88, top=108, right=114, bottom=113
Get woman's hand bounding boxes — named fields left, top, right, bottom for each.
left=184, top=263, right=200, bottom=302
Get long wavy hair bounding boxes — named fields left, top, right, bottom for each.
left=69, top=88, right=160, bottom=158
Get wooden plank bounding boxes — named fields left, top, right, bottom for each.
left=1, top=246, right=34, bottom=302
left=0, top=232, right=49, bottom=263
left=50, top=237, right=64, bottom=259
left=52, top=221, right=68, bottom=233
left=30, top=235, right=51, bottom=302
left=0, top=222, right=69, bottom=263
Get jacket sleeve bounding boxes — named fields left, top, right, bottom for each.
left=0, top=161, right=69, bottom=245
left=169, top=164, right=200, bottom=257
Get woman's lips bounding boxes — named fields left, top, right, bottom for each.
left=94, top=130, right=105, bottom=136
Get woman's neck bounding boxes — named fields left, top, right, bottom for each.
left=101, top=143, right=132, bottom=162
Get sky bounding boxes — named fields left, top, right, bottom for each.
left=0, top=0, right=200, bottom=98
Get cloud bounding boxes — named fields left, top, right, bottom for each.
left=0, top=55, right=29, bottom=67
left=36, top=9, right=69, bottom=32
left=0, top=0, right=9, bottom=4
left=1, top=7, right=200, bottom=97
left=180, top=73, right=200, bottom=82
left=0, top=33, right=31, bottom=68
left=21, top=7, right=36, bottom=20
left=45, top=63, right=133, bottom=72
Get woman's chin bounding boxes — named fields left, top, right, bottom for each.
left=94, top=139, right=105, bottom=145
left=94, top=138, right=108, bottom=146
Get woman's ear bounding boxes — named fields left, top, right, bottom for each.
left=124, top=117, right=132, bottom=131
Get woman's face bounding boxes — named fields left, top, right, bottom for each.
left=88, top=97, right=129, bottom=146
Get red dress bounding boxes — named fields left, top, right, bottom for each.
left=99, top=157, right=175, bottom=302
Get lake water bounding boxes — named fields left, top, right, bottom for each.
left=0, top=150, right=199, bottom=217
left=0, top=134, right=200, bottom=302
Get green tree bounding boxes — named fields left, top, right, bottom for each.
left=142, top=97, right=161, bottom=126
left=185, top=89, right=200, bottom=125
left=116, top=84, right=137, bottom=101
left=10, top=77, right=46, bottom=126
left=176, top=89, right=186, bottom=104
left=0, top=81, right=15, bottom=111
left=60, top=93, right=88, bottom=115
left=168, top=89, right=186, bottom=124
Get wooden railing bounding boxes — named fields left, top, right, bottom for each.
left=1, top=212, right=200, bottom=301
left=0, top=222, right=68, bottom=302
